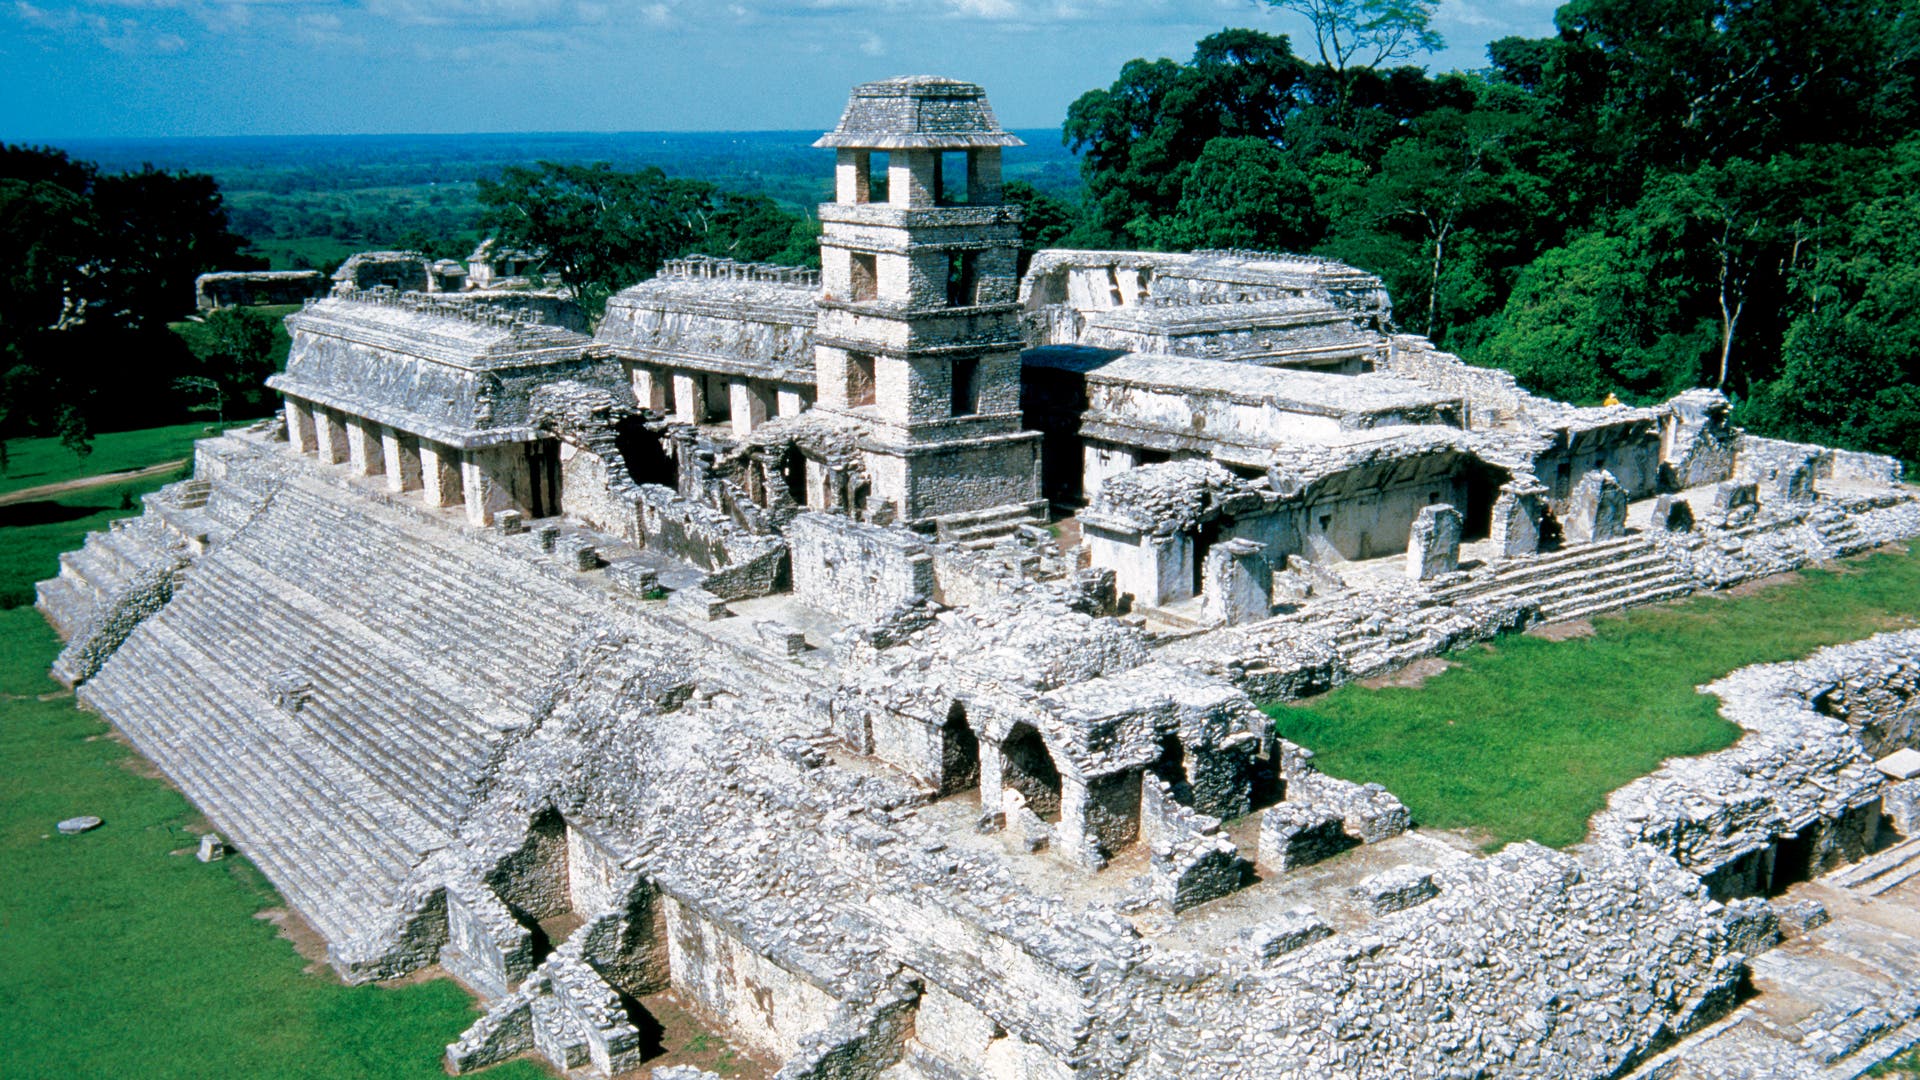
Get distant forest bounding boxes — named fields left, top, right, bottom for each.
left=5, top=0, right=1919, bottom=468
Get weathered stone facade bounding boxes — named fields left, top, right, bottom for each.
left=34, top=74, right=1920, bottom=1080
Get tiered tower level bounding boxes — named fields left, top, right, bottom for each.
left=811, top=77, right=1044, bottom=528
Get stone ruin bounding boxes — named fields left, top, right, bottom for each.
left=36, top=76, right=1920, bottom=1079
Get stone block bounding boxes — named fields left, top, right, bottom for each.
left=754, top=619, right=808, bottom=658
left=496, top=510, right=526, bottom=535
left=1771, top=898, right=1830, bottom=936
left=197, top=832, right=228, bottom=862
left=1875, top=747, right=1920, bottom=780
left=1564, top=471, right=1628, bottom=544
left=1202, top=538, right=1272, bottom=624
left=1257, top=802, right=1354, bottom=872
left=1353, top=865, right=1437, bottom=915
left=1720, top=896, right=1781, bottom=956
left=605, top=562, right=661, bottom=599
left=1652, top=494, right=1694, bottom=532
left=1883, top=778, right=1920, bottom=837
left=534, top=524, right=561, bottom=553
left=1712, top=481, right=1759, bottom=527
left=570, top=544, right=601, bottom=572
left=1407, top=503, right=1463, bottom=580
left=669, top=587, right=731, bottom=621
left=1152, top=834, right=1252, bottom=913
left=1490, top=485, right=1544, bottom=557
left=1244, top=907, right=1333, bottom=961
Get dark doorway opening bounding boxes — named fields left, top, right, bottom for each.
left=1001, top=724, right=1062, bottom=821
left=940, top=701, right=981, bottom=797
left=616, top=417, right=678, bottom=490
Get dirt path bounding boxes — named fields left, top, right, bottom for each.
left=0, top=460, right=187, bottom=507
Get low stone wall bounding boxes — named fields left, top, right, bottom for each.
left=195, top=270, right=328, bottom=311
left=1591, top=632, right=1919, bottom=895
left=788, top=512, right=933, bottom=624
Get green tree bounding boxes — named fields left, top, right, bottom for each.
left=1261, top=0, right=1443, bottom=110
left=175, top=307, right=278, bottom=425
left=1480, top=232, right=1716, bottom=403
left=478, top=162, right=715, bottom=315
left=1132, top=137, right=1324, bottom=253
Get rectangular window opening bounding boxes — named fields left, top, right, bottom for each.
left=848, top=352, right=877, bottom=408
left=937, top=151, right=970, bottom=206
left=850, top=252, right=878, bottom=302
left=870, top=152, right=889, bottom=204
left=947, top=251, right=977, bottom=308
left=950, top=358, right=980, bottom=417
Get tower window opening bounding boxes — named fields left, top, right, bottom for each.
left=848, top=352, right=877, bottom=408
left=850, top=252, right=878, bottom=302
left=937, top=152, right=970, bottom=206
left=951, top=358, right=980, bottom=417
left=869, top=151, right=889, bottom=204
left=947, top=251, right=977, bottom=308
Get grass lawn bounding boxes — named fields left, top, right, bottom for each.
left=1869, top=1046, right=1920, bottom=1077
left=1266, top=545, right=1920, bottom=850
left=0, top=455, right=543, bottom=1078
left=0, top=422, right=235, bottom=498
left=0, top=472, right=193, bottom=609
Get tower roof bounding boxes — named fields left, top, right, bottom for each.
left=813, top=76, right=1025, bottom=150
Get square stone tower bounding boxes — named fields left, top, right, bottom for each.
left=812, top=76, right=1044, bottom=531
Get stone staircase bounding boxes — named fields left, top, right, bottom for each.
left=1430, top=535, right=1695, bottom=624
left=1828, top=837, right=1920, bottom=897
left=933, top=501, right=1047, bottom=545
left=75, top=473, right=620, bottom=973
left=35, top=515, right=187, bottom=640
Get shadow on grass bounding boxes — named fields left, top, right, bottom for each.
left=0, top=500, right=116, bottom=527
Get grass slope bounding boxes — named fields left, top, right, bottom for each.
left=0, top=422, right=230, bottom=498
left=1267, top=546, right=1920, bottom=849
left=0, top=426, right=541, bottom=1080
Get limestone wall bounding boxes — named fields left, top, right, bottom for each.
left=788, top=512, right=933, bottom=622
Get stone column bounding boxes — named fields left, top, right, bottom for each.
left=729, top=380, right=771, bottom=437
left=1202, top=539, right=1273, bottom=624
left=420, top=441, right=462, bottom=508
left=314, top=408, right=349, bottom=466
left=1407, top=504, right=1463, bottom=580
left=672, top=372, right=705, bottom=424
left=978, top=740, right=1006, bottom=823
left=1490, top=484, right=1544, bottom=558
left=382, top=427, right=422, bottom=493
left=461, top=452, right=495, bottom=527
left=776, top=387, right=807, bottom=419
left=284, top=398, right=317, bottom=455
left=1564, top=471, right=1627, bottom=544
left=345, top=416, right=384, bottom=478
left=630, top=365, right=668, bottom=412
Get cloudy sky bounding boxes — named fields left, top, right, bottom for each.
left=1, top=0, right=1561, bottom=139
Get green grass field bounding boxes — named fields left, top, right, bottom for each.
left=0, top=422, right=231, bottom=498
left=1267, top=546, right=1920, bottom=849
left=0, top=431, right=542, bottom=1079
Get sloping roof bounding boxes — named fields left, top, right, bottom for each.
left=813, top=76, right=1026, bottom=149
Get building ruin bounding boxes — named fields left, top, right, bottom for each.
left=38, top=77, right=1920, bottom=1079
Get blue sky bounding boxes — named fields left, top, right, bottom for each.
left=1, top=0, right=1562, bottom=139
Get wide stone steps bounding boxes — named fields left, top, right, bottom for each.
left=1827, top=837, right=1920, bottom=896
left=248, top=482, right=591, bottom=709
left=39, top=517, right=187, bottom=641
left=1432, top=536, right=1694, bottom=625
left=82, top=620, right=431, bottom=952
left=169, top=554, right=501, bottom=834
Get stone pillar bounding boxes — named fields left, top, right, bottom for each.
left=776, top=387, right=807, bottom=419
left=631, top=366, right=668, bottom=412
left=672, top=372, right=705, bottom=424
left=420, top=441, right=462, bottom=508
left=1564, top=471, right=1627, bottom=544
left=1202, top=538, right=1273, bottom=624
left=461, top=452, right=496, bottom=527
left=978, top=740, right=1006, bottom=823
left=314, top=408, right=349, bottom=466
left=1407, top=503, right=1463, bottom=580
left=382, top=427, right=422, bottom=493
left=1084, top=444, right=1138, bottom=501
left=284, top=398, right=317, bottom=455
left=729, top=380, right=771, bottom=437
left=345, top=416, right=384, bottom=478
left=1490, top=484, right=1544, bottom=558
